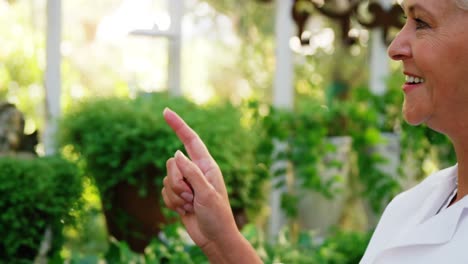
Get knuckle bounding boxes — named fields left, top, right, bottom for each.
left=184, top=163, right=200, bottom=177
left=165, top=175, right=185, bottom=193
left=201, top=186, right=218, bottom=201
left=165, top=186, right=185, bottom=206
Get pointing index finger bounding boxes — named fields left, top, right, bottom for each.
left=163, top=108, right=217, bottom=173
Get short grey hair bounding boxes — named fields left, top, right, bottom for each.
left=455, top=0, right=468, bottom=10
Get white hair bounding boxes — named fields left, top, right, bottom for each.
left=455, top=0, right=468, bottom=10
left=399, top=0, right=468, bottom=10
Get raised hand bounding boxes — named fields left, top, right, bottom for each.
left=161, top=108, right=239, bottom=251
left=161, top=108, right=262, bottom=263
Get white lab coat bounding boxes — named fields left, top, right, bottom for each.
left=360, top=164, right=468, bottom=264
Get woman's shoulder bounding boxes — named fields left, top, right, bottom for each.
left=361, top=165, right=459, bottom=263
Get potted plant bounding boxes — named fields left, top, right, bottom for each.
left=59, top=93, right=268, bottom=252
left=294, top=96, right=354, bottom=234
left=254, top=101, right=344, bottom=238
left=327, top=85, right=403, bottom=229
left=0, top=155, right=82, bottom=263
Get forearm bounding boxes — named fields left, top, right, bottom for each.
left=202, top=231, right=263, bottom=264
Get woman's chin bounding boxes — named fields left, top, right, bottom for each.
left=402, top=110, right=426, bottom=126
left=402, top=100, right=432, bottom=126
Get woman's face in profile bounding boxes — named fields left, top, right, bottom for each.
left=388, top=0, right=468, bottom=135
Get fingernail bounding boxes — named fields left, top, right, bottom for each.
left=180, top=192, right=193, bottom=202
left=175, top=150, right=186, bottom=159
left=164, top=107, right=172, bottom=112
left=183, top=203, right=194, bottom=213
left=176, top=207, right=186, bottom=216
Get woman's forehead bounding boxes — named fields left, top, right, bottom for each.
left=400, top=0, right=458, bottom=8
left=400, top=0, right=460, bottom=16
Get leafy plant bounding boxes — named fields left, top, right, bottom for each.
left=400, top=122, right=455, bottom=180
left=311, top=228, right=372, bottom=264
left=59, top=93, right=269, bottom=231
left=65, top=222, right=207, bottom=264
left=0, top=155, right=83, bottom=263
left=256, top=84, right=405, bottom=216
left=348, top=81, right=455, bottom=213
left=250, top=100, right=346, bottom=218
left=60, top=96, right=175, bottom=200
left=341, top=87, right=402, bottom=213
left=66, top=222, right=371, bottom=264
left=253, top=105, right=322, bottom=217
left=137, top=223, right=208, bottom=264
left=243, top=224, right=371, bottom=264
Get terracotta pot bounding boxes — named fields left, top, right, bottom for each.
left=102, top=180, right=167, bottom=253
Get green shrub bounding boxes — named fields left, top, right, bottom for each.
left=313, top=229, right=372, bottom=264
left=67, top=223, right=371, bottom=264
left=59, top=93, right=268, bottom=223
left=243, top=224, right=371, bottom=264
left=104, top=223, right=208, bottom=264
left=0, top=156, right=83, bottom=263
left=67, top=222, right=208, bottom=263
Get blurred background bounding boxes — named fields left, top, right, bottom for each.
left=0, top=0, right=456, bottom=263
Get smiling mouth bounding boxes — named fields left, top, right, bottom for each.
left=405, top=75, right=425, bottom=84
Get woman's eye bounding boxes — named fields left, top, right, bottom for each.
left=414, top=18, right=430, bottom=30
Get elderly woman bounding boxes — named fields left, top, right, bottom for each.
left=161, top=0, right=468, bottom=263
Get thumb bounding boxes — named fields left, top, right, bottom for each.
left=174, top=150, right=213, bottom=195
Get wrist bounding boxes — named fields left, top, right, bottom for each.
left=201, top=229, right=242, bottom=257
left=202, top=230, right=262, bottom=264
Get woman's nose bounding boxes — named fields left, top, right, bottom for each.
left=387, top=27, right=411, bottom=61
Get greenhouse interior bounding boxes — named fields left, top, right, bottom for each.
left=0, top=0, right=457, bottom=263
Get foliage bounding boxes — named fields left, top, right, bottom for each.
left=248, top=72, right=454, bottom=219
left=59, top=93, right=268, bottom=218
left=348, top=78, right=455, bottom=212
left=0, top=155, right=83, bottom=263
left=141, top=225, right=207, bottom=264
left=341, top=87, right=402, bottom=213
left=61, top=178, right=109, bottom=260
left=245, top=224, right=372, bottom=264
left=251, top=86, right=401, bottom=217
left=249, top=100, right=338, bottom=218
left=252, top=83, right=407, bottom=217
left=65, top=222, right=208, bottom=263
left=400, top=123, right=455, bottom=180
left=66, top=222, right=371, bottom=264
left=309, top=229, right=372, bottom=264
left=60, top=95, right=176, bottom=200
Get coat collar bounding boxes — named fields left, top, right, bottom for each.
left=375, top=165, right=468, bottom=259
left=385, top=195, right=468, bottom=248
